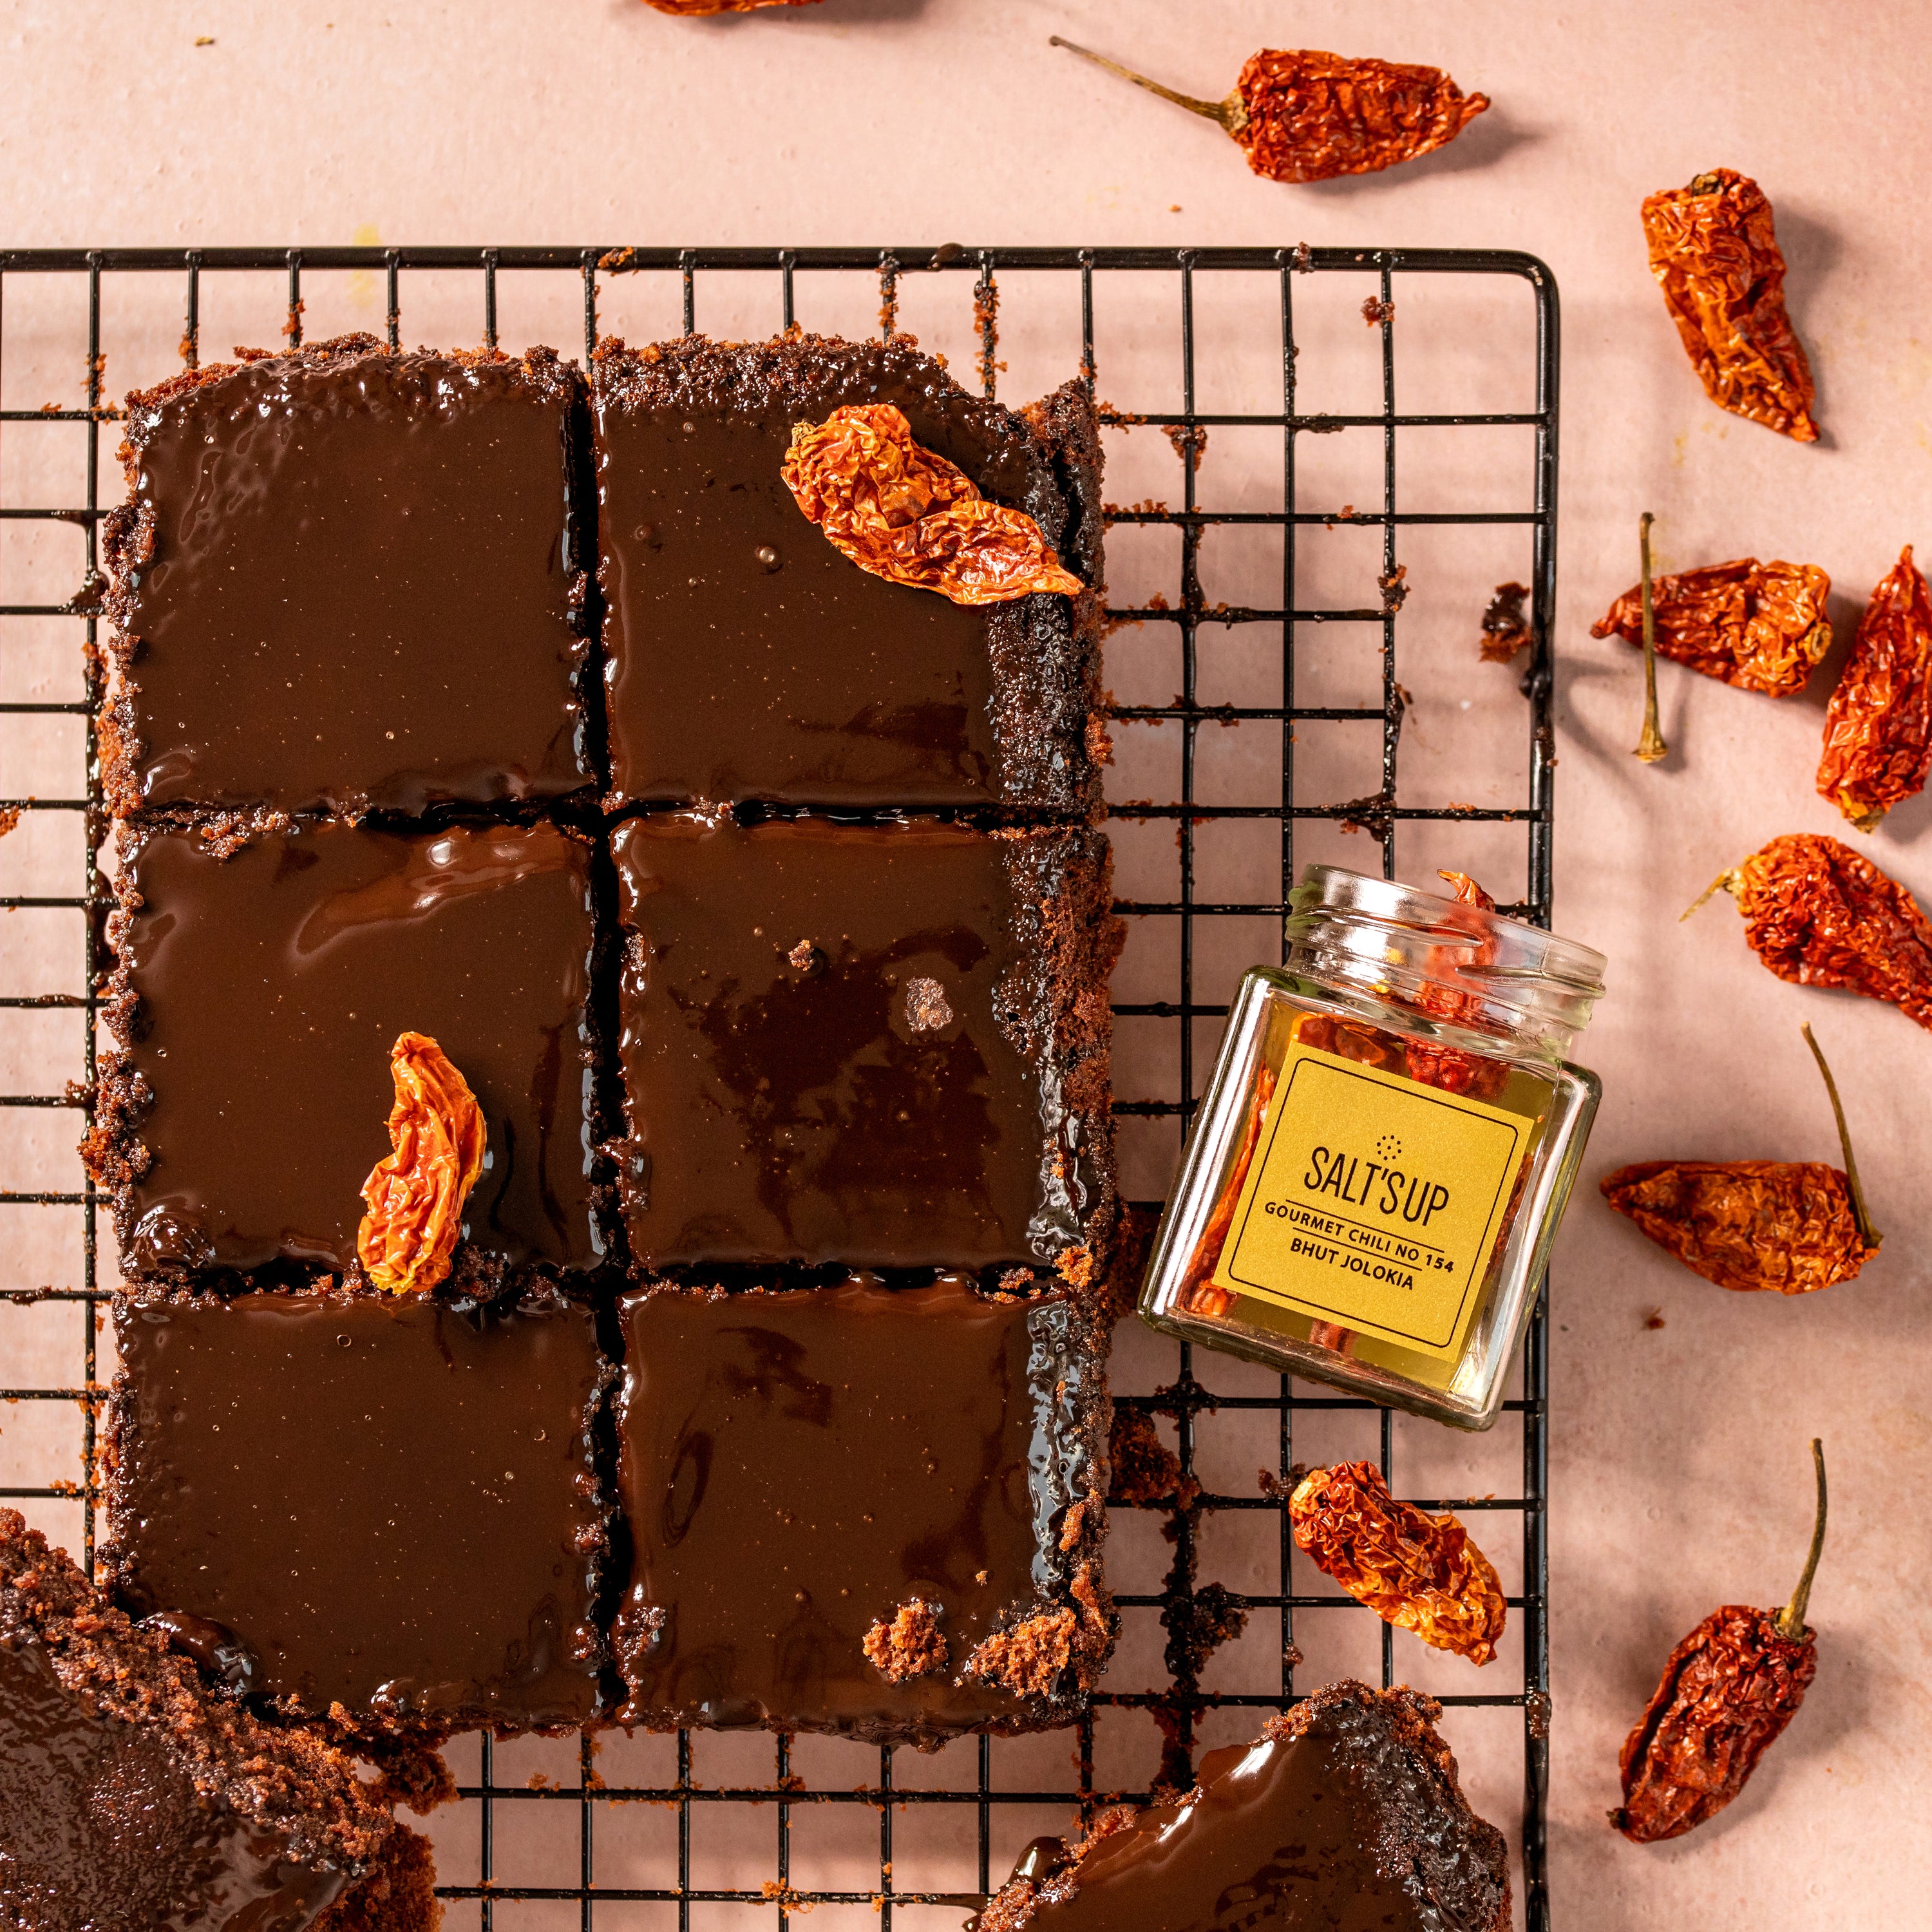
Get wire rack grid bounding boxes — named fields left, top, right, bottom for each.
left=0, top=242, right=1559, bottom=1930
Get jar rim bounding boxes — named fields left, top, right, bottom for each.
left=1285, top=864, right=1606, bottom=1052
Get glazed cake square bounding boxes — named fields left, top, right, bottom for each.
left=102, top=335, right=592, bottom=818
left=591, top=333, right=1102, bottom=810
left=610, top=812, right=1117, bottom=1273
left=103, top=1289, right=609, bottom=1739
left=93, top=819, right=601, bottom=1280
left=611, top=1274, right=1112, bottom=1745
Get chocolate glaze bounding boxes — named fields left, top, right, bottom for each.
left=100, top=820, right=600, bottom=1277
left=137, top=1609, right=261, bottom=1694
left=591, top=334, right=1099, bottom=811
left=100, top=336, right=591, bottom=818
left=612, top=1275, right=1110, bottom=1745
left=104, top=1289, right=609, bottom=1736
left=611, top=813, right=1116, bottom=1270
left=0, top=1631, right=343, bottom=1932
left=974, top=1684, right=1510, bottom=1932
left=0, top=1508, right=390, bottom=1931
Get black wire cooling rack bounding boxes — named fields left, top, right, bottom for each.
left=0, top=243, right=1559, bottom=1930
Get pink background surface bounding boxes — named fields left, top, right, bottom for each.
left=4, top=2, right=1929, bottom=1927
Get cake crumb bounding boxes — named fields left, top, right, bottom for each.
left=787, top=938, right=823, bottom=973
left=862, top=1598, right=948, bottom=1683
left=903, top=975, right=952, bottom=1031
left=966, top=1607, right=1075, bottom=1698
left=1109, top=1408, right=1198, bottom=1510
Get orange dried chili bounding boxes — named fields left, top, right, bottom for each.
left=1479, top=582, right=1531, bottom=663
left=1593, top=556, right=1832, bottom=699
left=357, top=1031, right=488, bottom=1295
left=1048, top=38, right=1487, bottom=184
left=1287, top=1461, right=1506, bottom=1666
left=1403, top=870, right=1511, bottom=1101
left=1642, top=169, right=1818, bottom=442
left=782, top=404, right=1083, bottom=606
left=641, top=0, right=820, bottom=13
left=1613, top=1440, right=1826, bottom=1842
left=1178, top=1061, right=1275, bottom=1320
left=1601, top=1025, right=1880, bottom=1294
left=1817, top=545, right=1932, bottom=830
left=1687, top=832, right=1932, bottom=1030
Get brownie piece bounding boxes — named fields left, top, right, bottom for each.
left=973, top=1683, right=1510, bottom=1932
left=90, top=819, right=603, bottom=1281
left=612, top=1274, right=1112, bottom=1746
left=591, top=333, right=1101, bottom=811
left=611, top=813, right=1118, bottom=1273
left=100, top=334, right=592, bottom=819
left=0, top=1508, right=396, bottom=1932
left=102, top=1287, right=611, bottom=1741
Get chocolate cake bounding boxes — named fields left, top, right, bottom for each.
left=100, top=334, right=592, bottom=820
left=0, top=1508, right=406, bottom=1932
left=611, top=812, right=1118, bottom=1273
left=89, top=819, right=603, bottom=1282
left=612, top=1274, right=1112, bottom=1746
left=972, top=1683, right=1510, bottom=1932
left=102, top=1287, right=610, bottom=1742
left=590, top=332, right=1102, bottom=811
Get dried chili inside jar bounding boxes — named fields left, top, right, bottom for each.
left=1140, top=866, right=1605, bottom=1430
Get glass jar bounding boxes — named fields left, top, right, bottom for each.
left=1139, top=864, right=1606, bottom=1430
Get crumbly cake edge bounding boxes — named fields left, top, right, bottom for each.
left=972, top=1680, right=1512, bottom=1932
left=0, top=1504, right=395, bottom=1879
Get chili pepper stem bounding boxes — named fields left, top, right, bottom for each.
left=1634, top=511, right=1668, bottom=764
left=1776, top=1438, right=1828, bottom=1641
left=1680, top=867, right=1743, bottom=921
left=1048, top=35, right=1248, bottom=135
left=1801, top=1024, right=1881, bottom=1250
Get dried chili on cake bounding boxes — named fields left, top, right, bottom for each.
left=1817, top=545, right=1932, bottom=829
left=782, top=404, right=1082, bottom=606
left=1049, top=38, right=1486, bottom=184
left=1688, top=832, right=1932, bottom=1030
left=1592, top=557, right=1832, bottom=699
left=357, top=1031, right=488, bottom=1295
left=1287, top=1461, right=1506, bottom=1665
left=1601, top=1026, right=1880, bottom=1294
left=1642, top=169, right=1817, bottom=441
left=1613, top=1441, right=1826, bottom=1842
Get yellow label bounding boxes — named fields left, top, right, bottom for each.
left=1209, top=1041, right=1530, bottom=1361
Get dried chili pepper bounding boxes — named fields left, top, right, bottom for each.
left=1817, top=545, right=1932, bottom=830
left=1613, top=1439, right=1826, bottom=1842
left=782, top=404, right=1082, bottom=606
left=1479, top=582, right=1531, bottom=663
left=641, top=0, right=820, bottom=14
left=1593, top=555, right=1832, bottom=699
left=1287, top=1461, right=1506, bottom=1665
left=357, top=1031, right=487, bottom=1295
left=1687, top=831, right=1932, bottom=1030
left=1178, top=1061, right=1275, bottom=1319
left=1643, top=169, right=1818, bottom=442
left=1048, top=37, right=1488, bottom=184
left=1600, top=1025, right=1880, bottom=1294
